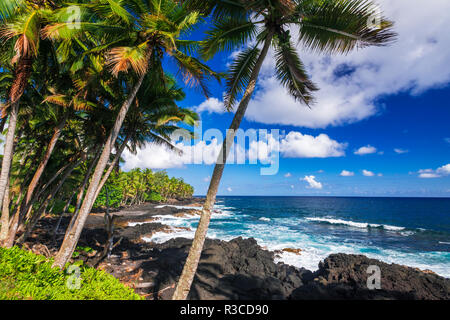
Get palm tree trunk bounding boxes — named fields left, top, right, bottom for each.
left=18, top=115, right=67, bottom=221
left=52, top=70, right=148, bottom=269
left=5, top=115, right=67, bottom=246
left=0, top=101, right=19, bottom=211
left=73, top=146, right=102, bottom=216
left=172, top=31, right=274, bottom=300
left=0, top=179, right=10, bottom=244
left=16, top=158, right=80, bottom=245
left=53, top=190, right=76, bottom=244
left=0, top=57, right=33, bottom=208
left=93, top=134, right=130, bottom=201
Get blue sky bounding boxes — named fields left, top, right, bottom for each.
left=122, top=0, right=450, bottom=197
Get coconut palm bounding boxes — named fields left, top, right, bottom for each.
left=0, top=0, right=61, bottom=226
left=50, top=0, right=219, bottom=269
left=172, top=0, right=396, bottom=299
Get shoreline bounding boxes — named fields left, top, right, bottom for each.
left=111, top=198, right=449, bottom=278
left=22, top=198, right=450, bottom=300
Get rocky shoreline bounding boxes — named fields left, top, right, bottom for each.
left=25, top=198, right=450, bottom=300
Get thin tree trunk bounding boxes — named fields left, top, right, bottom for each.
left=0, top=55, right=33, bottom=205
left=0, top=179, right=10, bottom=244
left=18, top=115, right=67, bottom=223
left=93, top=134, right=130, bottom=202
left=5, top=117, right=67, bottom=246
left=0, top=101, right=19, bottom=209
left=52, top=69, right=148, bottom=269
left=16, top=158, right=81, bottom=245
left=172, top=31, right=274, bottom=300
left=74, top=146, right=102, bottom=216
left=53, top=190, right=76, bottom=244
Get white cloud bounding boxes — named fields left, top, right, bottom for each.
left=394, top=148, right=409, bottom=154
left=203, top=176, right=211, bottom=182
left=280, top=132, right=346, bottom=158
left=122, top=139, right=224, bottom=170
left=437, top=164, right=450, bottom=175
left=123, top=130, right=346, bottom=170
left=302, top=175, right=323, bottom=189
left=417, top=164, right=450, bottom=178
left=204, top=1, right=450, bottom=128
left=362, top=170, right=375, bottom=177
left=284, top=172, right=292, bottom=178
left=290, top=185, right=294, bottom=189
left=418, top=172, right=440, bottom=179
left=354, top=145, right=377, bottom=155
left=227, top=187, right=233, bottom=192
left=195, top=98, right=225, bottom=114
left=340, top=170, right=355, bottom=177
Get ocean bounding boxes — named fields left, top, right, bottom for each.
left=143, top=196, right=450, bottom=278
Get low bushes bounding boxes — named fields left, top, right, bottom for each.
left=0, top=246, right=143, bottom=300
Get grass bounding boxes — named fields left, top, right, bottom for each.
left=0, top=246, right=143, bottom=300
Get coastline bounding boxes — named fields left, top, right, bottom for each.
left=23, top=198, right=449, bottom=300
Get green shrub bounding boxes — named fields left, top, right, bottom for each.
left=147, top=192, right=163, bottom=202
left=0, top=246, right=143, bottom=300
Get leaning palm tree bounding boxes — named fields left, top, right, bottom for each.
left=0, top=0, right=59, bottom=221
left=49, top=0, right=219, bottom=269
left=172, top=0, right=396, bottom=299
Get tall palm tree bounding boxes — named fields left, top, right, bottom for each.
left=0, top=0, right=61, bottom=219
left=172, top=0, right=396, bottom=299
left=50, top=0, right=219, bottom=269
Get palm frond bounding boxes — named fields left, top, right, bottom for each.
left=0, top=0, right=24, bottom=22
left=171, top=49, right=221, bottom=98
left=274, top=33, right=318, bottom=106
left=224, top=45, right=260, bottom=110
left=298, top=0, right=396, bottom=54
left=107, top=45, right=150, bottom=77
left=201, top=17, right=258, bottom=60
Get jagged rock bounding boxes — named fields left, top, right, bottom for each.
left=289, top=254, right=450, bottom=300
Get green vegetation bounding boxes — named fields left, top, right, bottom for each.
left=94, top=168, right=194, bottom=209
left=0, top=0, right=395, bottom=299
left=0, top=246, right=142, bottom=300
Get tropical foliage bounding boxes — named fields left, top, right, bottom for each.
left=0, top=0, right=395, bottom=300
left=0, top=246, right=142, bottom=300
left=94, top=169, right=194, bottom=209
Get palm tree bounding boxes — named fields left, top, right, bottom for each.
left=0, top=0, right=61, bottom=221
left=172, top=0, right=396, bottom=299
left=50, top=0, right=219, bottom=269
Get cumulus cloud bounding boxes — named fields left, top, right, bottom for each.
left=354, top=145, right=377, bottom=155
left=198, top=1, right=450, bottom=129
left=394, top=148, right=409, bottom=154
left=437, top=164, right=450, bottom=175
left=280, top=132, right=347, bottom=158
left=123, top=130, right=346, bottom=170
left=362, top=170, right=376, bottom=177
left=122, top=139, right=224, bottom=170
left=302, top=175, right=323, bottom=189
left=417, top=164, right=450, bottom=178
left=340, top=170, right=355, bottom=177
left=194, top=98, right=225, bottom=114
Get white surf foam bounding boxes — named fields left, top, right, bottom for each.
left=305, top=217, right=405, bottom=231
